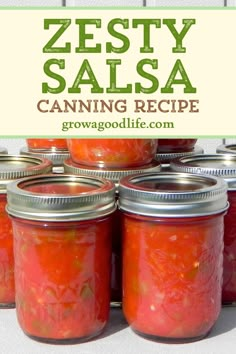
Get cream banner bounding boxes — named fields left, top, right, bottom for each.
left=0, top=8, right=235, bottom=137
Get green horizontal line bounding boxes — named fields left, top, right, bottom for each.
left=0, top=7, right=234, bottom=10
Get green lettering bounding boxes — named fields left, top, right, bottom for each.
left=161, top=59, right=197, bottom=94
left=135, top=59, right=159, bottom=94
left=68, top=59, right=103, bottom=93
left=75, top=19, right=101, bottom=53
left=106, top=19, right=130, bottom=53
left=42, top=59, right=66, bottom=94
left=106, top=59, right=132, bottom=93
left=43, top=19, right=71, bottom=53
left=132, top=19, right=161, bottom=53
left=163, top=19, right=196, bottom=53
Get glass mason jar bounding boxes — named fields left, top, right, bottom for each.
left=67, top=139, right=157, bottom=168
left=157, top=139, right=198, bottom=153
left=63, top=158, right=161, bottom=306
left=0, top=155, right=52, bottom=308
left=171, top=154, right=236, bottom=305
left=20, top=146, right=70, bottom=174
left=26, top=139, right=68, bottom=151
left=6, top=174, right=116, bottom=343
left=119, top=172, right=228, bottom=343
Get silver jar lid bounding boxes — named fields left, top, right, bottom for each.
left=20, top=146, right=70, bottom=167
left=170, top=154, right=236, bottom=190
left=216, top=144, right=236, bottom=154
left=0, top=155, right=52, bottom=193
left=156, top=145, right=204, bottom=163
left=0, top=147, right=8, bottom=154
left=118, top=172, right=228, bottom=217
left=7, top=174, right=116, bottom=221
left=64, top=158, right=161, bottom=185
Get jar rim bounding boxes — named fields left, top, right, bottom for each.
left=20, top=147, right=70, bottom=166
left=6, top=174, right=116, bottom=221
left=118, top=171, right=228, bottom=217
left=170, top=154, right=236, bottom=190
left=0, top=155, right=52, bottom=193
left=216, top=144, right=236, bottom=154
left=64, top=158, right=161, bottom=184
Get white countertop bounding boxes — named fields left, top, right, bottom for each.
left=0, top=307, right=236, bottom=354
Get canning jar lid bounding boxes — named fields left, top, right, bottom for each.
left=118, top=172, right=228, bottom=217
left=170, top=154, right=236, bottom=190
left=216, top=144, right=236, bottom=154
left=20, top=146, right=70, bottom=167
left=156, top=145, right=204, bottom=163
left=0, top=155, right=52, bottom=193
left=63, top=158, right=161, bottom=185
left=7, top=174, right=116, bottom=221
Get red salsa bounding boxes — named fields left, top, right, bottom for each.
left=110, top=210, right=122, bottom=303
left=67, top=139, right=157, bottom=168
left=0, top=195, right=15, bottom=306
left=12, top=217, right=112, bottom=342
left=0, top=155, right=52, bottom=308
left=119, top=172, right=227, bottom=342
left=158, top=139, right=197, bottom=153
left=122, top=213, right=224, bottom=341
left=7, top=174, right=115, bottom=343
left=222, top=191, right=236, bottom=303
left=170, top=154, right=236, bottom=305
left=63, top=158, right=161, bottom=306
left=26, top=139, right=68, bottom=151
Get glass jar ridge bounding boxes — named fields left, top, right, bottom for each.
left=0, top=155, right=52, bottom=308
left=119, top=171, right=228, bottom=342
left=170, top=153, right=236, bottom=305
left=6, top=173, right=116, bottom=343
